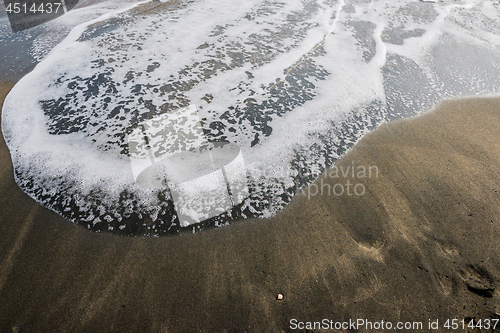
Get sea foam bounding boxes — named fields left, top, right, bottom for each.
left=2, top=0, right=500, bottom=235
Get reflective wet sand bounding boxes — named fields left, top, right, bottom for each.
left=2, top=79, right=500, bottom=331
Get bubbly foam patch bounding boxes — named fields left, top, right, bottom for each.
left=3, top=0, right=500, bottom=235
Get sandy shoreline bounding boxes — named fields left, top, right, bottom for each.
left=1, top=79, right=500, bottom=331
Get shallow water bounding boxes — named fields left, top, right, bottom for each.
left=2, top=0, right=500, bottom=235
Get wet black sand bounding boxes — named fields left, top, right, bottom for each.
left=1, top=80, right=500, bottom=332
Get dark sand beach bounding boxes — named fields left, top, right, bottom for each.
left=1, top=78, right=500, bottom=332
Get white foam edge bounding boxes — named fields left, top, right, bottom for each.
left=2, top=0, right=154, bottom=198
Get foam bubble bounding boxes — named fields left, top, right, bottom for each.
left=3, top=0, right=500, bottom=235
